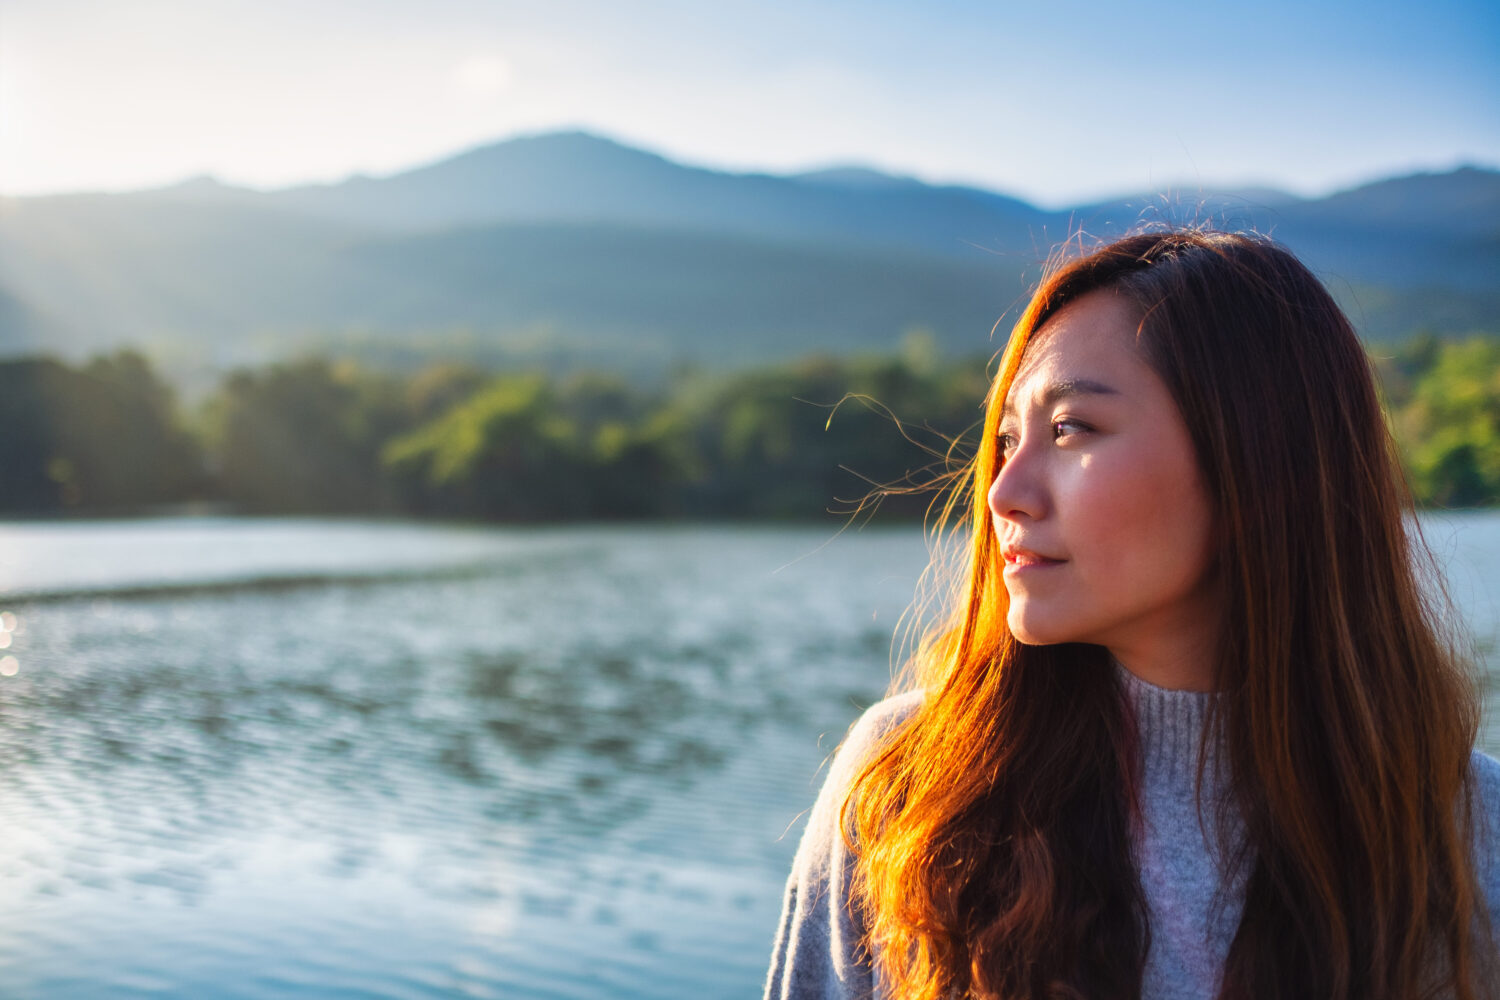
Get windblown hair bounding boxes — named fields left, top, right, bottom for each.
left=847, top=230, right=1494, bottom=999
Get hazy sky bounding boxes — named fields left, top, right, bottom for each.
left=2, top=0, right=1496, bottom=206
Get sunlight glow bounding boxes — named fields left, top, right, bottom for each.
left=451, top=55, right=513, bottom=99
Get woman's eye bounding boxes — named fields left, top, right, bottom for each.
left=1000, top=421, right=1089, bottom=456
left=1052, top=419, right=1089, bottom=441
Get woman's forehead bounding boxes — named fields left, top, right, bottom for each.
left=1009, top=290, right=1148, bottom=390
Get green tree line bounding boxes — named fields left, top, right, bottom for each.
left=2, top=333, right=1497, bottom=518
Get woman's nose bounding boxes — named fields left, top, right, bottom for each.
left=987, top=442, right=1046, bottom=522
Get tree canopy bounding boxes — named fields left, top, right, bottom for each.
left=2, top=332, right=1496, bottom=517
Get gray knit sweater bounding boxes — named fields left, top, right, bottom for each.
left=764, top=668, right=1500, bottom=999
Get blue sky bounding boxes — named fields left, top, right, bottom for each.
left=1, top=0, right=1495, bottom=205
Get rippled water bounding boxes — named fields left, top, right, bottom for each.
left=0, top=514, right=1495, bottom=999
left=0, top=519, right=931, bottom=999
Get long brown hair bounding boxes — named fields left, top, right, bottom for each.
left=848, top=230, right=1493, bottom=999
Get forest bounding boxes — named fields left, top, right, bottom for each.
left=1, top=331, right=1496, bottom=518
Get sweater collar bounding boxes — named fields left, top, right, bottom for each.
left=1115, top=660, right=1221, bottom=786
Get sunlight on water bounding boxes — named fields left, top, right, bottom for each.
left=0, top=520, right=931, bottom=999
left=0, top=514, right=1494, bottom=998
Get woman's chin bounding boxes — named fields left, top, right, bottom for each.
left=1007, top=610, right=1078, bottom=647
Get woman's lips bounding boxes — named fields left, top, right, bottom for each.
left=1002, top=545, right=1065, bottom=569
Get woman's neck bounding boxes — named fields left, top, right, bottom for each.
left=1114, top=658, right=1213, bottom=692
left=1108, top=628, right=1220, bottom=692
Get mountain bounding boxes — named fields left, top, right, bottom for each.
left=1298, top=166, right=1500, bottom=237
left=0, top=132, right=1495, bottom=373
left=256, top=131, right=1052, bottom=260
left=0, top=281, right=52, bottom=353
left=318, top=221, right=1020, bottom=365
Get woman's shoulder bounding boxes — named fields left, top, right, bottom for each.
left=1467, top=748, right=1500, bottom=906
left=767, top=695, right=922, bottom=1000
left=841, top=689, right=924, bottom=755
left=811, top=690, right=924, bottom=816
left=1470, top=748, right=1500, bottom=819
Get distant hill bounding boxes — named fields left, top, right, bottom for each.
left=0, top=131, right=1495, bottom=375
left=0, top=281, right=52, bottom=353
left=258, top=131, right=1052, bottom=256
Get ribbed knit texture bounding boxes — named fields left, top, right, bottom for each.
left=1120, top=663, right=1215, bottom=783
left=765, top=673, right=1500, bottom=1000
left=1116, top=665, right=1244, bottom=998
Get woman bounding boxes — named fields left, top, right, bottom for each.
left=765, top=230, right=1500, bottom=1000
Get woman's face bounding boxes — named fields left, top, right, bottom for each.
left=987, top=288, right=1223, bottom=682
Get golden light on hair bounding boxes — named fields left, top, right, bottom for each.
left=844, top=230, right=1495, bottom=1000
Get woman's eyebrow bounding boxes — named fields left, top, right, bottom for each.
left=1001, top=378, right=1120, bottom=419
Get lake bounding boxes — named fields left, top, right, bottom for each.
left=0, top=515, right=1495, bottom=999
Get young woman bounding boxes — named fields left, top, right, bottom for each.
left=765, top=230, right=1500, bottom=1000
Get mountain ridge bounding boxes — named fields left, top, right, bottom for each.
left=0, top=131, right=1495, bottom=374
